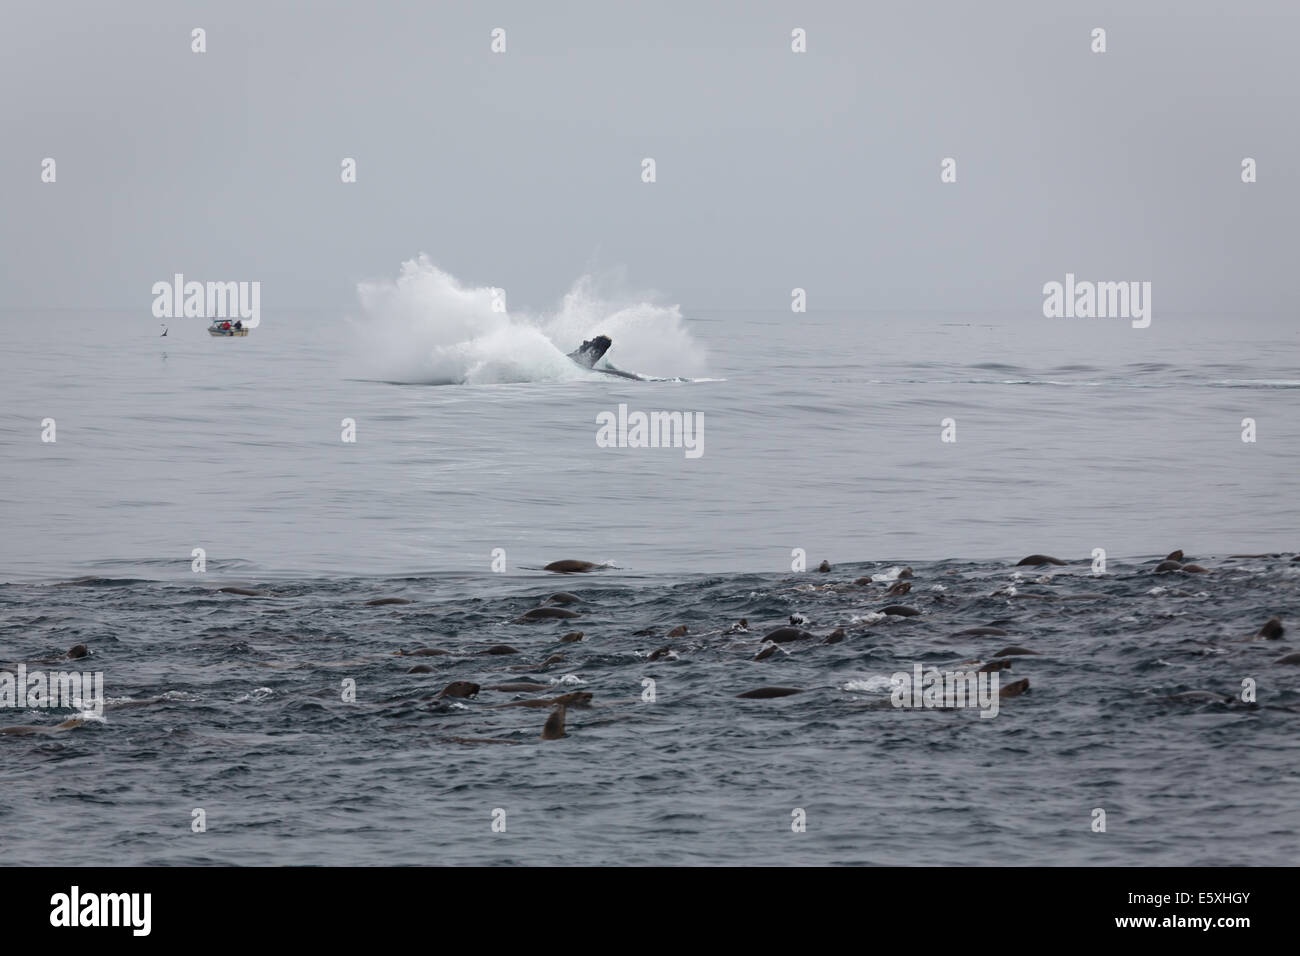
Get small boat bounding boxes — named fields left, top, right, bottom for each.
left=208, top=319, right=249, bottom=337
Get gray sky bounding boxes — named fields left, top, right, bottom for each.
left=2, top=0, right=1297, bottom=315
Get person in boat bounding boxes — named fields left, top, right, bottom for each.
left=234, top=320, right=242, bottom=330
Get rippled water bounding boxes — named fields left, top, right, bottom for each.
left=2, top=555, right=1298, bottom=865
left=2, top=309, right=1297, bottom=864
left=3, top=310, right=1298, bottom=580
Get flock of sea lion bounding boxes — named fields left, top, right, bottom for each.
left=389, top=549, right=1293, bottom=736
left=4, top=550, right=1294, bottom=738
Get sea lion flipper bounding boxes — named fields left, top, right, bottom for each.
left=541, top=705, right=568, bottom=740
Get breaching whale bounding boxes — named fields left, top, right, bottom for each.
left=566, top=335, right=644, bottom=381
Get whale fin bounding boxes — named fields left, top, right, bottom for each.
left=567, top=335, right=612, bottom=368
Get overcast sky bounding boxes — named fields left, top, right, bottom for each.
left=2, top=0, right=1296, bottom=315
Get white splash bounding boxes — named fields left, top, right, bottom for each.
left=348, top=255, right=707, bottom=385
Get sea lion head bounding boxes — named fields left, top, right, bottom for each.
left=1257, top=616, right=1284, bottom=640
left=999, top=678, right=1030, bottom=698
left=543, top=560, right=600, bottom=574
left=552, top=692, right=592, bottom=707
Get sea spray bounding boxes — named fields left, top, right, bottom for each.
left=349, top=254, right=705, bottom=384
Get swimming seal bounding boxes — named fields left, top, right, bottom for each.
left=438, top=681, right=480, bottom=699
left=486, top=682, right=551, bottom=692
left=647, top=646, right=675, bottom=661
left=559, top=631, right=585, bottom=643
left=407, top=664, right=434, bottom=674
left=1165, top=550, right=1184, bottom=562
left=1256, top=616, right=1284, bottom=640
left=665, top=624, right=688, bottom=638
left=515, top=607, right=581, bottom=622
left=881, top=605, right=920, bottom=617
left=65, top=644, right=89, bottom=660
left=1154, top=561, right=1184, bottom=573
left=817, top=560, right=832, bottom=573
left=952, top=627, right=1008, bottom=637
left=541, top=705, right=568, bottom=740
left=753, top=644, right=779, bottom=661
left=483, top=645, right=519, bottom=655
left=763, top=626, right=815, bottom=643
left=31, top=644, right=92, bottom=665
left=1274, top=652, right=1300, bottom=665
left=554, top=691, right=591, bottom=706
left=364, top=597, right=413, bottom=606
left=1015, top=555, right=1067, bottom=566
left=999, top=678, right=1030, bottom=698
left=544, top=560, right=601, bottom=573
left=737, top=687, right=804, bottom=699
left=978, top=659, right=1013, bottom=673
left=218, top=587, right=267, bottom=596
left=545, top=592, right=581, bottom=605
left=884, top=581, right=912, bottom=598
left=728, top=618, right=750, bottom=633
left=823, top=628, right=847, bottom=645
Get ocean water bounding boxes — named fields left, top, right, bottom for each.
left=4, top=299, right=1299, bottom=579
left=2, top=297, right=1298, bottom=865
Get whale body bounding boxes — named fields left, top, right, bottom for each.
left=566, top=335, right=646, bottom=381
